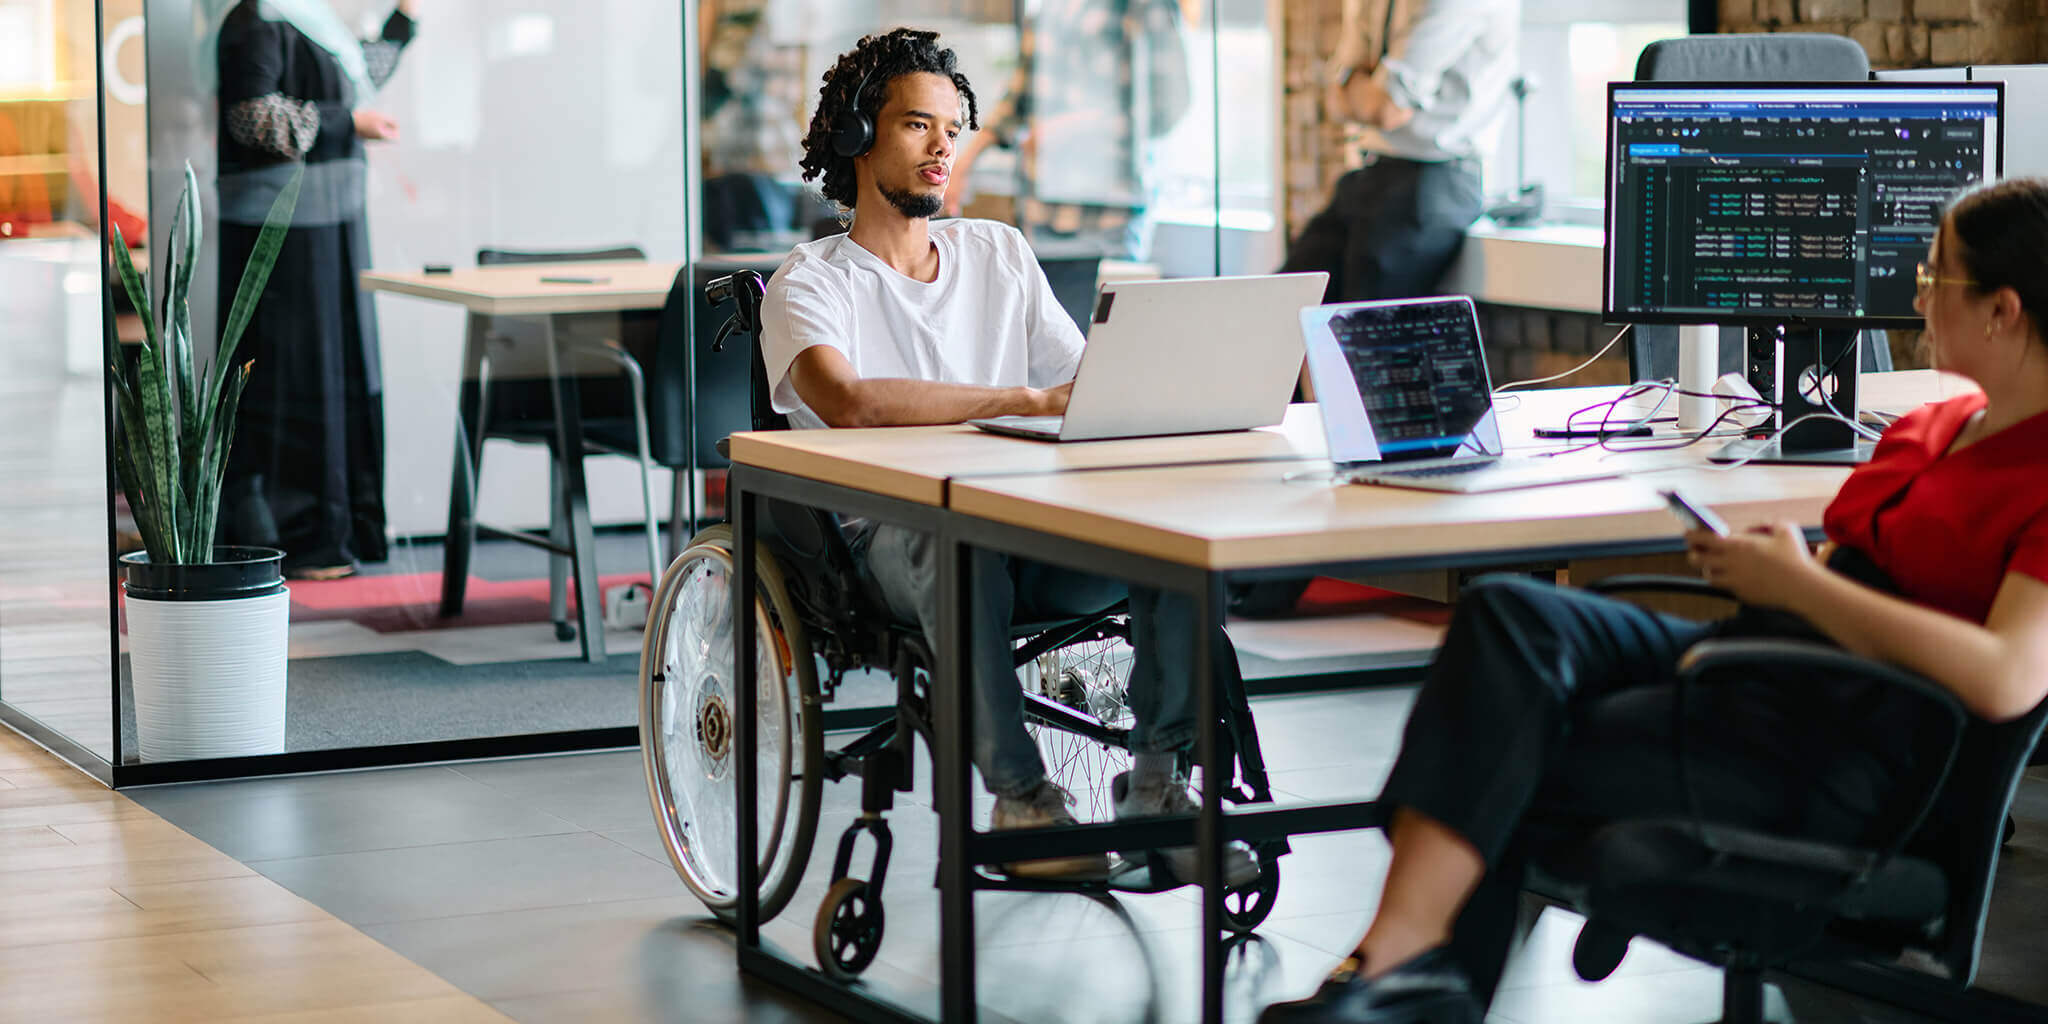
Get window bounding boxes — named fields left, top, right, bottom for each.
left=1499, top=1, right=1687, bottom=218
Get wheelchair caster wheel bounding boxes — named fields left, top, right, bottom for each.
left=1222, top=857, right=1280, bottom=934
left=814, top=877, right=884, bottom=982
left=553, top=621, right=576, bottom=642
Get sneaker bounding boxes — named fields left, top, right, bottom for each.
left=1111, top=770, right=1261, bottom=888
left=992, top=780, right=1113, bottom=880
left=1256, top=948, right=1480, bottom=1024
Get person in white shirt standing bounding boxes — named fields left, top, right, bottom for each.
left=760, top=27, right=1257, bottom=885
left=1280, top=0, right=1520, bottom=304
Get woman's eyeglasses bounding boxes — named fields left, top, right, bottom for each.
left=1916, top=262, right=1979, bottom=293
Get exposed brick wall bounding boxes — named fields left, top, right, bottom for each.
left=1719, top=0, right=2048, bottom=69
left=1477, top=305, right=1631, bottom=389
left=1279, top=0, right=1361, bottom=243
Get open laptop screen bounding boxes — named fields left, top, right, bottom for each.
left=1302, top=297, right=1503, bottom=465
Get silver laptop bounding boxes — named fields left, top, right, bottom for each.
left=1303, top=297, right=1619, bottom=493
left=971, top=271, right=1329, bottom=442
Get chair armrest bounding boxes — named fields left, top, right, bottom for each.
left=1583, top=574, right=1732, bottom=602
left=1673, top=638, right=1968, bottom=874
left=1679, top=639, right=1966, bottom=724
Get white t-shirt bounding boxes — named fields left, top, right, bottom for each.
left=759, top=218, right=1086, bottom=430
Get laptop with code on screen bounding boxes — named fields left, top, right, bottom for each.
left=1302, top=297, right=1619, bottom=493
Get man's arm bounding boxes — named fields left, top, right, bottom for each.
left=788, top=346, right=1071, bottom=428
left=1375, top=0, right=1513, bottom=113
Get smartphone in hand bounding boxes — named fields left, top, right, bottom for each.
left=1660, top=488, right=1729, bottom=537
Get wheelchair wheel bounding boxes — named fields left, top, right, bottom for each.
left=641, top=525, right=823, bottom=926
left=813, top=877, right=885, bottom=982
left=1222, top=854, right=1281, bottom=934
left=1027, top=633, right=1135, bottom=820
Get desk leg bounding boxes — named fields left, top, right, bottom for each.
left=733, top=476, right=761, bottom=948
left=936, top=525, right=978, bottom=1024
left=1197, top=571, right=1226, bottom=1024
left=439, top=326, right=486, bottom=618
left=545, top=315, right=606, bottom=663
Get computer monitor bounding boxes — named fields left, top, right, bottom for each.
left=1602, top=81, right=2002, bottom=464
left=1603, top=81, right=2004, bottom=329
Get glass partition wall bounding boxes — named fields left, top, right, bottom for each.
left=0, top=0, right=124, bottom=777
left=0, top=0, right=1250, bottom=783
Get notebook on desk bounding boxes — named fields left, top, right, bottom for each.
left=970, top=271, right=1328, bottom=442
left=1303, top=297, right=1619, bottom=494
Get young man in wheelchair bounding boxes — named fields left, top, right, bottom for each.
left=758, top=27, right=1259, bottom=884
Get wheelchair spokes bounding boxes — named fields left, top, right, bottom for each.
left=641, top=526, right=823, bottom=925
left=1026, top=634, right=1137, bottom=821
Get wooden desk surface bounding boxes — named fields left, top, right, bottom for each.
left=726, top=370, right=1971, bottom=509
left=946, top=371, right=1968, bottom=570
left=729, top=404, right=1332, bottom=507
left=360, top=260, right=684, bottom=315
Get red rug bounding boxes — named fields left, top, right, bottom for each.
left=283, top=571, right=1437, bottom=635
left=288, top=571, right=651, bottom=633
left=1294, top=577, right=1453, bottom=624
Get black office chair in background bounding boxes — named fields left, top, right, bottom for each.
left=440, top=244, right=662, bottom=659
left=1531, top=575, right=2048, bottom=1024
left=1626, top=34, right=1895, bottom=384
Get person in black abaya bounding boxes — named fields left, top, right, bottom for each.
left=213, top=0, right=416, bottom=579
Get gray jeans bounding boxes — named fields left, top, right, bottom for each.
left=856, top=522, right=1230, bottom=798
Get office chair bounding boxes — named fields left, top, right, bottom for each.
left=1627, top=34, right=1895, bottom=383
left=441, top=244, right=658, bottom=656
left=1530, top=575, right=2048, bottom=1024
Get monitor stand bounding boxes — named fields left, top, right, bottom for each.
left=1709, top=325, right=1875, bottom=466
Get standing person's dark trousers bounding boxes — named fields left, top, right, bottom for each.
left=1379, top=576, right=1908, bottom=1006
left=1281, top=155, right=1482, bottom=303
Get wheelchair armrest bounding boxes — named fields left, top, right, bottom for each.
left=1584, top=574, right=1733, bottom=602
left=1674, top=638, right=1968, bottom=873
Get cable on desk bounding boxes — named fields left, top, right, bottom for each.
left=1539, top=381, right=1777, bottom=461
left=1535, top=380, right=1686, bottom=458
left=1704, top=412, right=1880, bottom=472
left=1492, top=324, right=1634, bottom=394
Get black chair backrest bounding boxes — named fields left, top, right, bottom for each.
left=477, top=245, right=646, bottom=266
left=1627, top=35, right=1890, bottom=382
left=468, top=245, right=653, bottom=440
left=1904, top=694, right=2048, bottom=983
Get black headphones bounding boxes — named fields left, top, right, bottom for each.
left=829, top=63, right=878, bottom=159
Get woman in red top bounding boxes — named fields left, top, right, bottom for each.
left=1260, top=178, right=2048, bottom=1024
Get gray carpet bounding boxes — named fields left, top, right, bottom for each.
left=119, top=651, right=639, bottom=760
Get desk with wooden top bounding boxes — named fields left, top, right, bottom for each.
left=360, top=259, right=709, bottom=662
left=722, top=370, right=1966, bottom=1024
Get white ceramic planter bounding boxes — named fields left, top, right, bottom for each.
left=121, top=547, right=290, bottom=760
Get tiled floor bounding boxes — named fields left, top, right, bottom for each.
left=126, top=687, right=2031, bottom=1024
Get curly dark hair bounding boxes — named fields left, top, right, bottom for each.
left=799, top=28, right=979, bottom=210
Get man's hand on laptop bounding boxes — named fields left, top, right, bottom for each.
left=1031, top=381, right=1074, bottom=417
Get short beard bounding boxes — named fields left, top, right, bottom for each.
left=880, top=184, right=943, bottom=219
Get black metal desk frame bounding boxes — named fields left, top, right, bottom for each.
left=726, top=459, right=1711, bottom=1024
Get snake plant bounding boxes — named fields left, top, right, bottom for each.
left=107, top=162, right=302, bottom=566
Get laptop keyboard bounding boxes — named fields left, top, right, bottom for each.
left=1377, top=461, right=1493, bottom=478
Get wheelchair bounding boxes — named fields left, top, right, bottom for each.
left=639, top=270, right=1286, bottom=982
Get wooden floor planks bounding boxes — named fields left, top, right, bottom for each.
left=0, top=728, right=511, bottom=1023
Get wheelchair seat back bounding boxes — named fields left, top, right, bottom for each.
left=706, top=270, right=892, bottom=655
